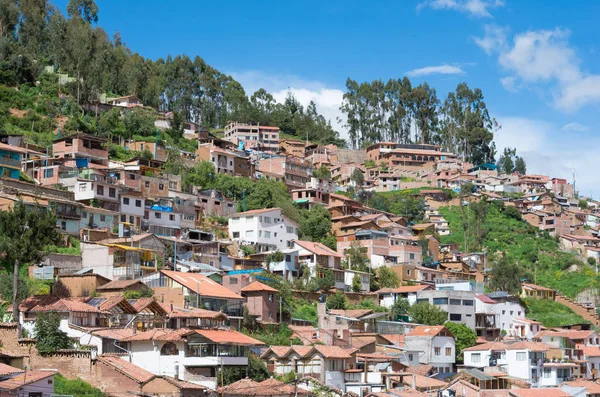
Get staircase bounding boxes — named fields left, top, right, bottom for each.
left=555, top=293, right=600, bottom=326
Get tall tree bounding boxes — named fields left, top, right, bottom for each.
left=408, top=302, right=448, bottom=325
left=66, top=0, right=99, bottom=24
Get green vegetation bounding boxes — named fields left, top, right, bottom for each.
left=444, top=322, right=477, bottom=364
left=522, top=298, right=589, bottom=328
left=327, top=291, right=348, bottom=310
left=47, top=238, right=81, bottom=255
left=123, top=287, right=155, bottom=299
left=440, top=200, right=595, bottom=298
left=219, top=353, right=270, bottom=385
left=245, top=324, right=303, bottom=346
left=54, top=374, right=103, bottom=397
left=408, top=302, right=448, bottom=325
left=35, top=312, right=73, bottom=353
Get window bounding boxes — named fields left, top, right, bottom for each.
left=450, top=299, right=462, bottom=305
left=230, top=278, right=238, bottom=285
left=434, top=347, right=441, bottom=356
left=129, top=173, right=136, bottom=180
left=155, top=212, right=161, bottom=219
left=285, top=255, right=291, bottom=262
left=449, top=313, right=462, bottom=321
left=145, top=181, right=150, bottom=188
left=445, top=347, right=452, bottom=356
left=232, top=232, right=240, bottom=238
left=160, top=342, right=179, bottom=356
left=258, top=231, right=262, bottom=237
left=135, top=200, right=142, bottom=207
left=246, top=230, right=254, bottom=238
left=159, top=184, right=164, bottom=191
left=502, top=310, right=506, bottom=315
left=516, top=352, right=526, bottom=361
left=408, top=353, right=414, bottom=361
left=121, top=214, right=126, bottom=222
left=44, top=168, right=54, bottom=178
left=109, top=187, right=116, bottom=198
left=286, top=226, right=294, bottom=233
left=471, top=353, right=481, bottom=363
left=510, top=311, right=513, bottom=315
left=543, top=368, right=551, bottom=378
left=518, top=311, right=522, bottom=316
left=97, top=185, right=104, bottom=195
left=409, top=253, right=415, bottom=260
left=264, top=231, right=271, bottom=238
left=463, top=300, right=474, bottom=306
left=100, top=215, right=106, bottom=222
left=79, top=183, right=87, bottom=192
left=264, top=216, right=272, bottom=224
left=268, top=294, right=274, bottom=302
left=123, top=197, right=130, bottom=205
left=169, top=214, right=175, bottom=221
left=433, top=298, right=448, bottom=305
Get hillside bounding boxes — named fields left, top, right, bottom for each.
left=521, top=298, right=588, bottom=328
left=439, top=200, right=595, bottom=298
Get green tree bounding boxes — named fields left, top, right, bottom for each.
left=245, top=179, right=300, bottom=222
left=219, top=353, right=270, bottom=385
left=514, top=156, right=527, bottom=175
left=444, top=322, right=477, bottom=364
left=377, top=266, right=399, bottom=289
left=497, top=147, right=516, bottom=174
left=351, top=273, right=362, bottom=292
left=489, top=256, right=523, bottom=295
left=298, top=206, right=332, bottom=243
left=390, top=298, right=410, bottom=321
left=66, top=0, right=99, bottom=24
left=389, top=195, right=426, bottom=224
left=185, top=161, right=216, bottom=190
left=0, top=201, right=61, bottom=318
left=123, top=108, right=156, bottom=138
left=315, top=267, right=334, bottom=292
left=351, top=168, right=365, bottom=186
left=326, top=291, right=347, bottom=310
left=312, top=165, right=332, bottom=181
left=54, top=374, right=103, bottom=397
left=408, top=302, right=448, bottom=325
left=35, top=312, right=73, bottom=353
left=579, top=199, right=589, bottom=210
left=344, top=241, right=370, bottom=272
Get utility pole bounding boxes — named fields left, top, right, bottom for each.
left=12, top=259, right=19, bottom=335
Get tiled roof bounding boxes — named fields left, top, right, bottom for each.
left=98, top=233, right=154, bottom=245
left=382, top=334, right=405, bottom=347
left=166, top=306, right=228, bottom=320
left=97, top=279, right=146, bottom=290
left=161, top=270, right=243, bottom=300
left=0, top=363, right=23, bottom=376
left=329, top=309, right=373, bottom=319
left=407, top=325, right=448, bottom=337
left=475, top=294, right=496, bottom=304
left=514, top=318, right=541, bottom=325
left=241, top=281, right=278, bottom=293
left=563, top=380, right=600, bottom=394
left=293, top=240, right=343, bottom=258
left=391, top=389, right=429, bottom=397
left=96, top=296, right=137, bottom=313
left=377, top=285, right=431, bottom=294
left=129, top=298, right=167, bottom=314
left=0, top=370, right=57, bottom=391
left=463, top=342, right=508, bottom=352
left=581, top=346, right=600, bottom=357
left=160, top=376, right=207, bottom=390
left=120, top=328, right=193, bottom=342
left=92, top=328, right=135, bottom=340
left=538, top=330, right=595, bottom=340
left=522, top=283, right=554, bottom=292
left=19, top=295, right=102, bottom=314
left=218, top=378, right=262, bottom=395
left=405, top=364, right=433, bottom=376
left=233, top=208, right=282, bottom=216
left=506, top=341, right=550, bottom=352
left=402, top=374, right=447, bottom=389
left=313, top=345, right=356, bottom=359
left=195, top=329, right=265, bottom=346
left=509, top=389, right=569, bottom=397
left=97, top=356, right=154, bottom=383
left=257, top=378, right=309, bottom=395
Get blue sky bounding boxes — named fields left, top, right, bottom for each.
left=56, top=0, right=600, bottom=196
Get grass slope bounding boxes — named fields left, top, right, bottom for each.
left=522, top=298, right=588, bottom=327
left=439, top=203, right=596, bottom=298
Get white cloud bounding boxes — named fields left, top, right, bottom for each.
left=406, top=64, right=466, bottom=77
left=562, top=122, right=590, bottom=132
left=495, top=116, right=598, bottom=197
left=473, top=24, right=507, bottom=54
left=229, top=70, right=348, bottom=140
left=417, top=0, right=505, bottom=18
left=476, top=25, right=600, bottom=111
left=500, top=76, right=517, bottom=92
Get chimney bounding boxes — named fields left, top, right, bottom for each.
left=411, top=374, right=416, bottom=390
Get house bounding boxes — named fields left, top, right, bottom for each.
left=240, top=281, right=279, bottom=324
left=463, top=341, right=509, bottom=369
left=196, top=144, right=253, bottom=177
left=404, top=326, right=456, bottom=373
left=164, top=306, right=228, bottom=330
left=80, top=242, right=159, bottom=280
left=228, top=208, right=299, bottom=252
left=196, top=189, right=237, bottom=219
left=0, top=370, right=57, bottom=397
left=120, top=191, right=146, bottom=230
left=55, top=273, right=111, bottom=297
left=224, top=122, right=280, bottom=152
left=119, top=328, right=264, bottom=389
left=96, top=279, right=149, bottom=296
left=377, top=285, right=433, bottom=310
left=520, top=283, right=556, bottom=300
left=52, top=133, right=109, bottom=168
left=142, top=270, right=244, bottom=319
left=261, top=345, right=357, bottom=389
left=475, top=294, right=527, bottom=341
left=510, top=318, right=542, bottom=340
left=107, top=95, right=142, bottom=107
left=0, top=143, right=35, bottom=179
left=292, top=240, right=342, bottom=277
left=258, top=156, right=312, bottom=191
left=219, top=378, right=308, bottom=397
left=504, top=341, right=551, bottom=387
left=415, top=290, right=476, bottom=328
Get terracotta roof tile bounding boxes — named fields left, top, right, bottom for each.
left=97, top=356, right=154, bottom=384
left=313, top=345, right=356, bottom=359
left=233, top=208, right=283, bottom=216
left=161, top=270, right=243, bottom=300
left=241, top=281, right=278, bottom=293
left=195, top=329, right=264, bottom=346
left=120, top=328, right=193, bottom=342
left=97, top=279, right=147, bottom=290
left=505, top=341, right=550, bottom=352
left=407, top=326, right=449, bottom=337
left=293, top=240, right=343, bottom=258
left=509, top=389, right=569, bottom=397
left=522, top=283, right=554, bottom=292
left=159, top=376, right=207, bottom=390
left=329, top=309, right=373, bottom=319
left=582, top=346, right=600, bottom=357
left=463, top=342, right=508, bottom=352
left=402, top=374, right=447, bottom=389
left=405, top=364, right=433, bottom=376
left=0, top=370, right=57, bottom=391
left=92, top=328, right=135, bottom=340
left=563, top=380, right=600, bottom=394
left=0, top=363, right=23, bottom=376
left=166, top=306, right=228, bottom=320
left=377, top=285, right=431, bottom=294
left=218, top=378, right=261, bottom=395
left=19, top=295, right=102, bottom=314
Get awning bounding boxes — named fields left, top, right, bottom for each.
left=359, top=312, right=389, bottom=321
left=463, top=368, right=497, bottom=381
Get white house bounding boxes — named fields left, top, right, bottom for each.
left=404, top=325, right=455, bottom=373
left=377, top=285, right=433, bottom=309
left=510, top=318, right=543, bottom=340
left=120, top=192, right=146, bottom=230
left=119, top=328, right=264, bottom=389
left=504, top=341, right=550, bottom=386
left=463, top=341, right=509, bottom=369
left=475, top=294, right=526, bottom=341
left=228, top=208, right=299, bottom=252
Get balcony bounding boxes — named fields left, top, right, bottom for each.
left=0, top=156, right=21, bottom=169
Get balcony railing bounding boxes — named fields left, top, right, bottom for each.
left=0, top=156, right=21, bottom=168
